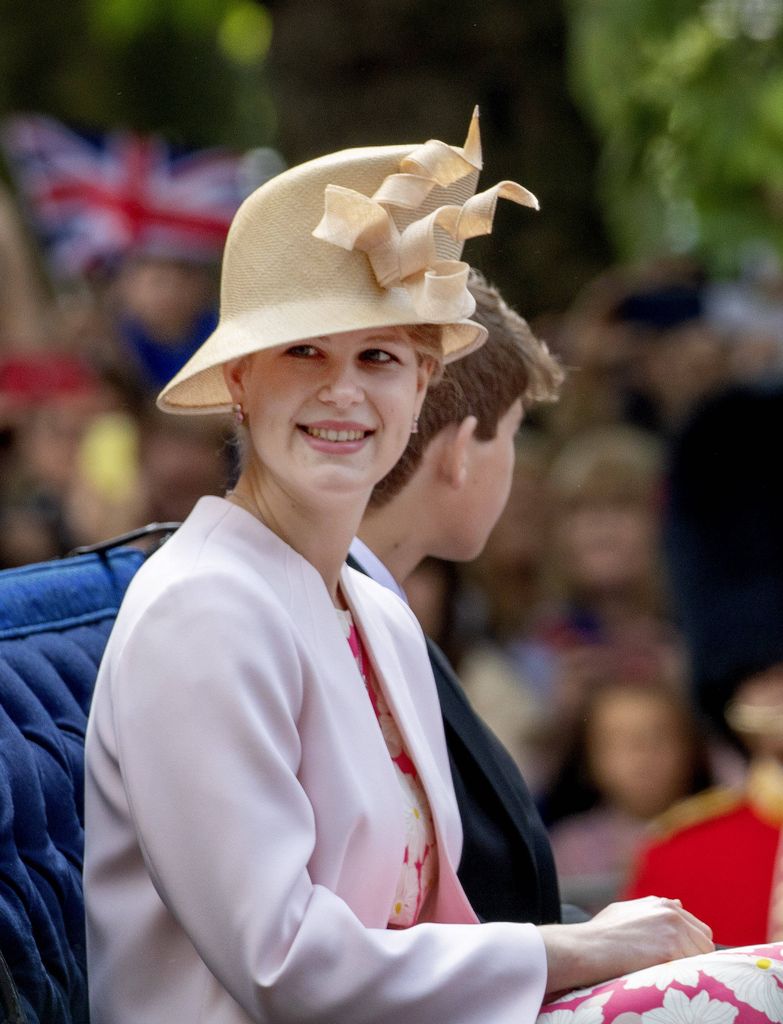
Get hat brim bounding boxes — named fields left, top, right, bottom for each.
left=157, top=297, right=486, bottom=414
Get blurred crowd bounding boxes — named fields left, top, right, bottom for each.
left=0, top=181, right=233, bottom=566
left=2, top=168, right=783, bottom=927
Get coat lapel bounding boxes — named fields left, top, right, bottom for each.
left=340, top=566, right=478, bottom=924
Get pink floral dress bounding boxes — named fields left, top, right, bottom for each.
left=338, top=609, right=437, bottom=928
left=539, top=943, right=783, bottom=1023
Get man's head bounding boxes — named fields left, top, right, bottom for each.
left=370, top=270, right=563, bottom=508
left=363, top=270, right=563, bottom=570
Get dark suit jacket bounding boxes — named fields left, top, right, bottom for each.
left=347, top=553, right=561, bottom=925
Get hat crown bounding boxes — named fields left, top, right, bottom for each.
left=157, top=111, right=537, bottom=413
left=220, top=145, right=415, bottom=325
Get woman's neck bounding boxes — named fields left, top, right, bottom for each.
left=228, top=472, right=367, bottom=604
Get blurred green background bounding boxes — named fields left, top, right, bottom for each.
left=3, top=0, right=783, bottom=315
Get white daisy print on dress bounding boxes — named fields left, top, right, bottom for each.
left=374, top=689, right=403, bottom=759
left=642, top=988, right=737, bottom=1024
left=538, top=991, right=611, bottom=1024
left=622, top=957, right=703, bottom=992
left=701, top=953, right=783, bottom=1023
left=389, top=867, right=419, bottom=925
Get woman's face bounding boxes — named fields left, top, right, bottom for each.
left=226, top=327, right=432, bottom=506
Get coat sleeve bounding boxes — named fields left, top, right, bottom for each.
left=108, top=571, right=548, bottom=1024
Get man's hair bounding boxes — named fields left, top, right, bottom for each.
left=370, top=270, right=564, bottom=508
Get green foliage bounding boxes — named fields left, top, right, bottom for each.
left=0, top=0, right=613, bottom=313
left=265, top=0, right=612, bottom=316
left=567, top=0, right=783, bottom=273
left=0, top=0, right=276, bottom=149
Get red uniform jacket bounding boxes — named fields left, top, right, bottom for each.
left=624, top=760, right=783, bottom=947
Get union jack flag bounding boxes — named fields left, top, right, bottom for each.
left=1, top=113, right=253, bottom=279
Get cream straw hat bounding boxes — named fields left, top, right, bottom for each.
left=157, top=109, right=538, bottom=414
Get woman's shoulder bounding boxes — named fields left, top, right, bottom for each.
left=125, top=507, right=256, bottom=600
left=133, top=496, right=325, bottom=598
left=111, top=498, right=308, bottom=652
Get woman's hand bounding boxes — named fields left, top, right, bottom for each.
left=538, top=896, right=714, bottom=998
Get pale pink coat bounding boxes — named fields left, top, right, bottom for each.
left=84, top=496, right=547, bottom=1023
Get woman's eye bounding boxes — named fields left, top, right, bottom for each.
left=361, top=348, right=396, bottom=364
left=286, top=344, right=320, bottom=358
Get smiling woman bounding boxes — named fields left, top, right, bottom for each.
left=84, top=109, right=555, bottom=1024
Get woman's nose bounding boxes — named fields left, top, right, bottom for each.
left=317, top=362, right=364, bottom=407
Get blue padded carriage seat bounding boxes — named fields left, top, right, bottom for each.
left=0, top=542, right=149, bottom=1023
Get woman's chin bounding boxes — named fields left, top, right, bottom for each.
left=297, top=466, right=377, bottom=505
left=302, top=451, right=402, bottom=498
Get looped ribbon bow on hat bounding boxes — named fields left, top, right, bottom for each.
left=312, top=108, right=539, bottom=323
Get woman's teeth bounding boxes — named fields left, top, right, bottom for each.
left=305, top=427, right=367, bottom=442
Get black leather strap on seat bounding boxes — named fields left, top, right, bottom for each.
left=0, top=947, right=27, bottom=1024
left=68, top=522, right=182, bottom=557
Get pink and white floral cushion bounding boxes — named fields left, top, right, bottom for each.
left=538, top=944, right=783, bottom=1024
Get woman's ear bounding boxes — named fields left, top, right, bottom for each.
left=414, top=355, right=437, bottom=416
left=223, top=357, right=250, bottom=406
left=439, top=415, right=478, bottom=490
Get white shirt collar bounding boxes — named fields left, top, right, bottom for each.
left=349, top=537, right=408, bottom=604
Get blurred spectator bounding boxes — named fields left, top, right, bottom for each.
left=623, top=379, right=783, bottom=945
left=106, top=254, right=219, bottom=394
left=532, top=425, right=685, bottom=728
left=1, top=114, right=245, bottom=399
left=61, top=411, right=145, bottom=548
left=0, top=500, right=63, bottom=568
left=0, top=118, right=255, bottom=568
left=545, top=680, right=713, bottom=915
left=665, top=381, right=783, bottom=731
left=0, top=358, right=106, bottom=560
left=134, top=407, right=230, bottom=525
left=458, top=434, right=557, bottom=790
left=57, top=405, right=230, bottom=549
left=550, top=261, right=730, bottom=439
left=613, top=283, right=728, bottom=434
left=465, top=430, right=554, bottom=643
left=459, top=423, right=687, bottom=794
left=625, top=663, right=783, bottom=945
left=0, top=182, right=48, bottom=349
left=701, top=241, right=783, bottom=384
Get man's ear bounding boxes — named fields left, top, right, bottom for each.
left=438, top=415, right=479, bottom=489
